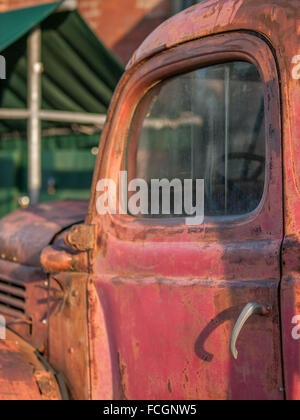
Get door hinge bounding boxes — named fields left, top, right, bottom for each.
left=64, top=224, right=95, bottom=252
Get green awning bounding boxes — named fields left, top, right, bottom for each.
left=0, top=2, right=60, bottom=52
left=0, top=2, right=124, bottom=133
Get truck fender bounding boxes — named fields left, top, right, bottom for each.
left=0, top=329, right=67, bottom=400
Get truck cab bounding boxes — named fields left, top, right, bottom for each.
left=0, top=0, right=300, bottom=400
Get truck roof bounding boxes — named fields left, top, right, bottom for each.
left=127, top=0, right=300, bottom=70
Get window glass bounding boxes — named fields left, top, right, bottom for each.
left=127, top=61, right=265, bottom=218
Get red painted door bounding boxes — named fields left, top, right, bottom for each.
left=89, top=33, right=284, bottom=400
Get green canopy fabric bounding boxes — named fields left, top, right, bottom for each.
left=0, top=2, right=124, bottom=134
left=0, top=2, right=61, bottom=53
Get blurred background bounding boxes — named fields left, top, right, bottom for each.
left=0, top=0, right=203, bottom=64
left=0, top=0, right=203, bottom=218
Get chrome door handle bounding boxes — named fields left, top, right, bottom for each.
left=230, top=302, right=271, bottom=360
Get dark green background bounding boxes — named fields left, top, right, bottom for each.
left=0, top=2, right=124, bottom=216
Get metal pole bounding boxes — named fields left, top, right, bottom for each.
left=27, top=26, right=42, bottom=206
left=39, top=110, right=106, bottom=125
left=0, top=109, right=106, bottom=125
left=0, top=109, right=30, bottom=119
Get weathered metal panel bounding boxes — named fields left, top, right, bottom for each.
left=0, top=329, right=61, bottom=400
left=0, top=200, right=88, bottom=267
left=87, top=279, right=115, bottom=400
left=0, top=259, right=47, bottom=350
left=47, top=273, right=90, bottom=400
left=41, top=244, right=89, bottom=274
left=1, top=0, right=299, bottom=400
left=0, top=200, right=89, bottom=351
left=87, top=27, right=284, bottom=399
left=127, top=0, right=300, bottom=71
left=90, top=276, right=282, bottom=400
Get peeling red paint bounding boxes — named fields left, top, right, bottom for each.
left=1, top=0, right=300, bottom=400
left=0, top=330, right=62, bottom=400
left=87, top=0, right=292, bottom=400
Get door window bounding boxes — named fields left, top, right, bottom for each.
left=126, top=61, right=265, bottom=218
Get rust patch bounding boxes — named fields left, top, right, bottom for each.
left=64, top=224, right=95, bottom=252
left=41, top=245, right=89, bottom=274
left=0, top=330, right=62, bottom=400
left=168, top=379, right=172, bottom=393
left=117, top=352, right=128, bottom=400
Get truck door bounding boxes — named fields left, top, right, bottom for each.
left=90, top=33, right=284, bottom=400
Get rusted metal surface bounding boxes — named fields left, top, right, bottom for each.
left=0, top=259, right=48, bottom=351
left=0, top=0, right=300, bottom=400
left=41, top=231, right=91, bottom=399
left=279, top=0, right=300, bottom=399
left=64, top=224, right=95, bottom=252
left=0, top=329, right=62, bottom=400
left=47, top=273, right=90, bottom=400
left=127, top=0, right=299, bottom=71
left=82, top=0, right=300, bottom=400
left=0, top=200, right=88, bottom=267
left=87, top=24, right=284, bottom=399
left=41, top=245, right=89, bottom=274
left=87, top=278, right=115, bottom=400
left=41, top=225, right=92, bottom=274
left=0, top=200, right=88, bottom=354
left=90, top=277, right=281, bottom=400
left=0, top=200, right=91, bottom=399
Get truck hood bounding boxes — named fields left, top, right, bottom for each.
left=0, top=200, right=88, bottom=267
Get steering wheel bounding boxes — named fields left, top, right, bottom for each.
left=216, top=152, right=265, bottom=182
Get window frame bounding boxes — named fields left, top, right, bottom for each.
left=125, top=60, right=266, bottom=219
left=92, top=32, right=282, bottom=243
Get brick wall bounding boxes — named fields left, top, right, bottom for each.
left=1, top=0, right=173, bottom=64
left=91, top=0, right=172, bottom=63
left=0, top=0, right=51, bottom=12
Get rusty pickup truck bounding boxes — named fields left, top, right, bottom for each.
left=0, top=0, right=299, bottom=401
